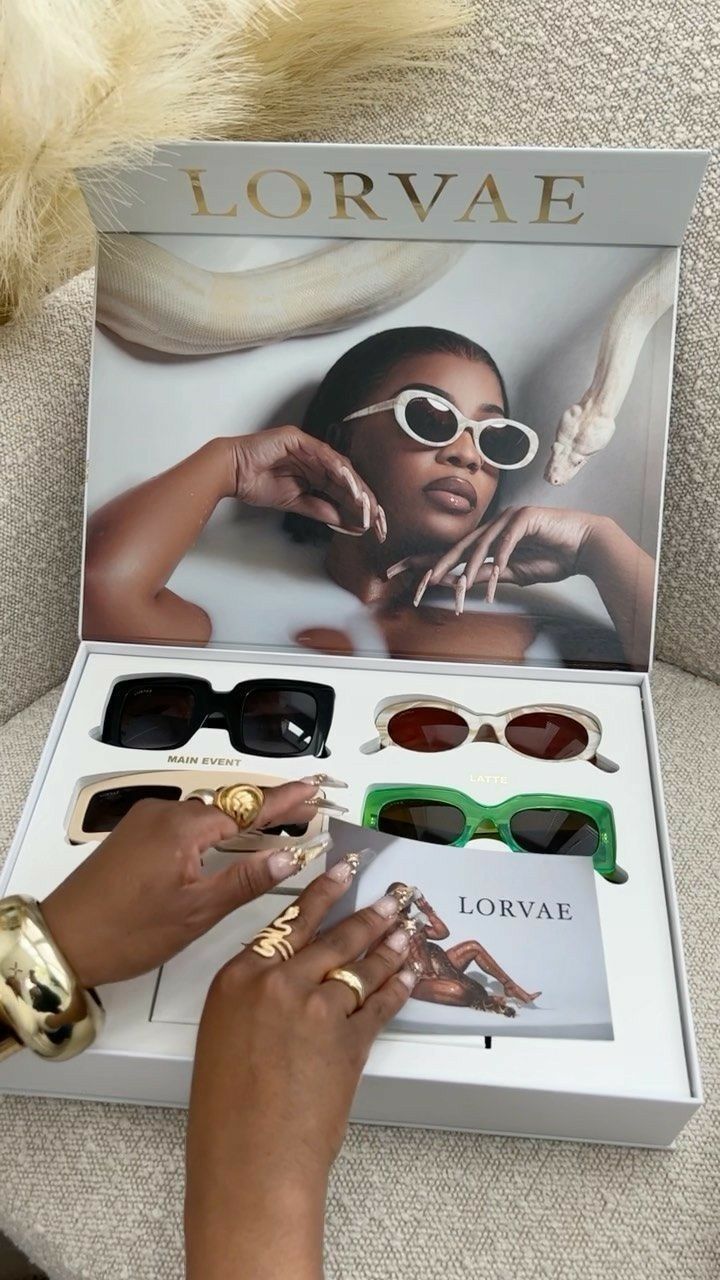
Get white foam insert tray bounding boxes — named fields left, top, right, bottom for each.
left=1, top=646, right=696, bottom=1117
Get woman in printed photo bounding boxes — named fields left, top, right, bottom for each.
left=84, top=326, right=655, bottom=668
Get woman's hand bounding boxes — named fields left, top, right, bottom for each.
left=185, top=863, right=415, bottom=1280
left=389, top=506, right=602, bottom=611
left=40, top=780, right=326, bottom=990
left=226, top=426, right=386, bottom=541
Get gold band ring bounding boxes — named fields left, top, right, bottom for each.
left=187, top=783, right=264, bottom=830
left=324, top=967, right=366, bottom=1011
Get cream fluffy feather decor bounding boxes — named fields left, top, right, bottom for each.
left=0, top=0, right=471, bottom=322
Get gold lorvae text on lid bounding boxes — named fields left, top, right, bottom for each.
left=180, top=167, right=586, bottom=226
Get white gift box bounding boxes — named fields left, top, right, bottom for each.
left=0, top=142, right=709, bottom=1147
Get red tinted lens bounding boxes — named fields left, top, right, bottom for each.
left=505, top=712, right=589, bottom=761
left=387, top=706, right=469, bottom=753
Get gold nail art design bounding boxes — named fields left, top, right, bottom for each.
left=289, top=838, right=328, bottom=871
left=390, top=883, right=419, bottom=910
left=301, top=774, right=349, bottom=790
left=303, top=798, right=349, bottom=815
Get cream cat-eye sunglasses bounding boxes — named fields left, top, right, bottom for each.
left=343, top=388, right=539, bottom=470
left=362, top=698, right=618, bottom=772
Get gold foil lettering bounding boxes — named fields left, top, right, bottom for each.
left=455, top=174, right=516, bottom=224
left=180, top=168, right=237, bottom=218
left=247, top=169, right=312, bottom=219
left=389, top=172, right=457, bottom=222
left=532, top=175, right=585, bottom=224
left=325, top=171, right=387, bottom=221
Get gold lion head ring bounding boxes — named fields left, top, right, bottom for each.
left=323, top=967, right=366, bottom=1011
left=187, top=782, right=265, bottom=829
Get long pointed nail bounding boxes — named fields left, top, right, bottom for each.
left=386, top=557, right=412, bottom=579
left=339, top=465, right=361, bottom=501
left=326, top=524, right=364, bottom=537
left=267, top=833, right=331, bottom=880
left=326, top=847, right=379, bottom=883
left=361, top=492, right=371, bottom=531
left=413, top=570, right=432, bottom=608
left=304, top=798, right=349, bottom=815
left=455, top=573, right=467, bottom=616
left=374, top=506, right=387, bottom=543
left=486, top=563, right=500, bottom=605
left=301, top=774, right=348, bottom=789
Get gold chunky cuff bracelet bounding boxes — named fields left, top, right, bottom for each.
left=0, top=896, right=105, bottom=1063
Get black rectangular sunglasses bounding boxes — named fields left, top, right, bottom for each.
left=100, top=676, right=335, bottom=758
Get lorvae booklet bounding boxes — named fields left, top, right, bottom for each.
left=324, top=821, right=613, bottom=1040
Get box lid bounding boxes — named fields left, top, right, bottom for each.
left=79, top=142, right=708, bottom=673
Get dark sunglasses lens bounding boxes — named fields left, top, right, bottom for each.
left=505, top=712, right=589, bottom=761
left=509, top=808, right=599, bottom=857
left=377, top=799, right=466, bottom=845
left=242, top=689, right=319, bottom=756
left=118, top=686, right=196, bottom=749
left=387, top=707, right=469, bottom=753
left=478, top=422, right=530, bottom=466
left=404, top=395, right=458, bottom=444
left=83, top=785, right=182, bottom=833
left=263, top=823, right=311, bottom=840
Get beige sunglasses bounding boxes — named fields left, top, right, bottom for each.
left=65, top=770, right=326, bottom=849
left=362, top=697, right=618, bottom=772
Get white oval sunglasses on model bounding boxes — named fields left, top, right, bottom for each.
left=343, top=388, right=539, bottom=470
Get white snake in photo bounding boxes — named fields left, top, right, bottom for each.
left=544, top=249, right=677, bottom=485
left=96, top=235, right=465, bottom=355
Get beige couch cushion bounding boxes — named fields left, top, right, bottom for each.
left=0, top=662, right=717, bottom=1280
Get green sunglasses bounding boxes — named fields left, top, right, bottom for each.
left=362, top=785, right=621, bottom=880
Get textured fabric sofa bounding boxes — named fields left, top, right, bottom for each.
left=1, top=5, right=719, bottom=1276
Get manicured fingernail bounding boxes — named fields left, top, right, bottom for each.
left=397, top=968, right=419, bottom=991
left=304, top=798, right=349, bottom=815
left=374, top=506, right=387, bottom=543
left=389, top=883, right=418, bottom=910
left=455, top=573, right=467, bottom=616
left=326, top=524, right=364, bottom=537
left=372, top=894, right=400, bottom=919
left=339, top=465, right=361, bottom=501
left=386, top=557, right=411, bottom=579
left=486, top=563, right=500, bottom=604
left=266, top=836, right=329, bottom=880
left=413, top=570, right=432, bottom=608
left=385, top=929, right=410, bottom=953
left=361, top=492, right=371, bottom=531
left=326, top=848, right=378, bottom=883
left=300, top=774, right=348, bottom=789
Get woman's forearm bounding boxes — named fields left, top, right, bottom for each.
left=579, top=516, right=655, bottom=665
left=185, top=1162, right=326, bottom=1280
left=83, top=438, right=233, bottom=641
